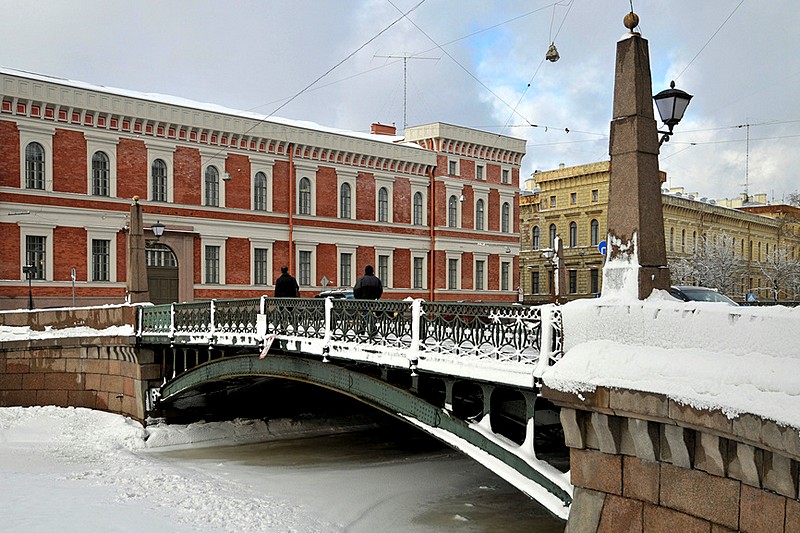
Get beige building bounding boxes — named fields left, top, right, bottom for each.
left=520, top=161, right=800, bottom=303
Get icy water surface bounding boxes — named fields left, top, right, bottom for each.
left=158, top=421, right=566, bottom=532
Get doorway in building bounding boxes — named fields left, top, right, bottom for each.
left=146, top=242, right=178, bottom=305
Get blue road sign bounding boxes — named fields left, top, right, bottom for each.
left=598, top=240, right=607, bottom=256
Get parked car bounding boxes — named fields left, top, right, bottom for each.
left=669, top=286, right=738, bottom=306
left=314, top=288, right=354, bottom=299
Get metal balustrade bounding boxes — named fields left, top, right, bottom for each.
left=138, top=297, right=563, bottom=388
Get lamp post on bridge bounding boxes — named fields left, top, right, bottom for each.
left=604, top=10, right=692, bottom=300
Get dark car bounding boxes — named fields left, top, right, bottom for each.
left=669, top=286, right=738, bottom=306
left=314, top=288, right=354, bottom=299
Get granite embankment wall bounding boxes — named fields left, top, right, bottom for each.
left=0, top=305, right=158, bottom=421
left=544, top=386, right=800, bottom=533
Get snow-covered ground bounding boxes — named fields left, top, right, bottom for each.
left=0, top=406, right=563, bottom=532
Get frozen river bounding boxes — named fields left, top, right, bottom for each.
left=0, top=406, right=565, bottom=532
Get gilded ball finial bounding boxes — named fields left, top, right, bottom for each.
left=132, top=195, right=139, bottom=205
left=624, top=11, right=639, bottom=31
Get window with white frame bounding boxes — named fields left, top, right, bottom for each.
left=378, top=255, right=389, bottom=286
left=91, top=151, right=110, bottom=196
left=569, top=221, right=577, bottom=248
left=501, top=202, right=510, bottom=233
left=298, top=177, right=311, bottom=215
left=254, top=172, right=268, bottom=211
left=476, top=165, right=484, bottom=180
left=533, top=225, right=540, bottom=250
left=448, top=159, right=458, bottom=176
left=205, top=165, right=220, bottom=207
left=377, top=187, right=389, bottom=222
left=340, top=183, right=352, bottom=219
left=25, top=142, right=45, bottom=190
left=447, top=258, right=459, bottom=290
left=91, top=239, right=110, bottom=281
left=590, top=219, right=599, bottom=246
left=475, top=259, right=485, bottom=291
left=501, top=262, right=510, bottom=291
left=254, top=247, right=269, bottom=285
left=448, top=195, right=458, bottom=227
left=475, top=199, right=485, bottom=230
left=340, top=252, right=352, bottom=287
left=501, top=168, right=510, bottom=184
left=413, top=256, right=424, bottom=289
left=298, top=250, right=312, bottom=285
left=151, top=159, right=167, bottom=202
left=413, top=191, right=423, bottom=225
left=204, top=245, right=220, bottom=284
left=25, top=235, right=46, bottom=280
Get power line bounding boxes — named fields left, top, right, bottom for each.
left=374, top=54, right=439, bottom=130
left=674, top=0, right=745, bottom=82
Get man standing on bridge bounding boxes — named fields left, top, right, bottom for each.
left=353, top=265, right=382, bottom=300
left=274, top=266, right=299, bottom=297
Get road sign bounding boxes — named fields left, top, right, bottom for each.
left=598, top=240, right=607, bottom=256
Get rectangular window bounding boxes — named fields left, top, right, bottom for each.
left=475, top=260, right=485, bottom=291
left=550, top=195, right=556, bottom=208
left=531, top=271, right=540, bottom=294
left=340, top=253, right=352, bottom=287
left=378, top=255, right=389, bottom=286
left=501, top=262, right=509, bottom=291
left=476, top=165, right=484, bottom=180
left=592, top=189, right=599, bottom=202
left=448, top=160, right=457, bottom=175
left=447, top=259, right=458, bottom=290
left=254, top=248, right=269, bottom=285
left=501, top=169, right=510, bottom=184
left=299, top=251, right=311, bottom=286
left=25, top=235, right=46, bottom=280
left=204, top=245, right=220, bottom=284
left=570, top=192, right=577, bottom=205
left=91, top=239, right=110, bottom=282
left=569, top=269, right=577, bottom=294
left=413, top=257, right=423, bottom=289
left=590, top=269, right=599, bottom=294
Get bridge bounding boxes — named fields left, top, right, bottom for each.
left=136, top=296, right=574, bottom=519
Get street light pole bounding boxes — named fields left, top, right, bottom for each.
left=23, top=264, right=36, bottom=310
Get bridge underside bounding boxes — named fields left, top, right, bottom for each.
left=158, top=352, right=572, bottom=518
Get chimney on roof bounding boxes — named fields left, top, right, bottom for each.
left=371, top=123, right=396, bottom=136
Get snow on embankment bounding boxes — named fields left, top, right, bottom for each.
left=542, top=293, right=800, bottom=429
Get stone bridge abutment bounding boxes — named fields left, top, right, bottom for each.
left=543, top=385, right=800, bottom=532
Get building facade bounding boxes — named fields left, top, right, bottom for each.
left=520, top=161, right=800, bottom=303
left=0, top=68, right=524, bottom=310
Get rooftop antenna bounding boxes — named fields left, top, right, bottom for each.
left=737, top=122, right=750, bottom=201
left=374, top=53, right=439, bottom=130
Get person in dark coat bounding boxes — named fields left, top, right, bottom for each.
left=274, top=266, right=299, bottom=297
left=353, top=265, right=383, bottom=299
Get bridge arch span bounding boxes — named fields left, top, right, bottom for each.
left=159, top=354, right=572, bottom=519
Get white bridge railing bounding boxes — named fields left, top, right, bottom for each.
left=138, top=297, right=563, bottom=388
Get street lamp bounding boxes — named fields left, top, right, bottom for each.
left=151, top=221, right=165, bottom=241
left=653, top=80, right=693, bottom=145
left=22, top=264, right=37, bottom=310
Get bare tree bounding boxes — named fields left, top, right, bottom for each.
left=788, top=191, right=800, bottom=207
left=669, top=232, right=745, bottom=297
left=758, top=246, right=800, bottom=302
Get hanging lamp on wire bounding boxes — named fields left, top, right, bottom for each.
left=546, top=42, right=560, bottom=62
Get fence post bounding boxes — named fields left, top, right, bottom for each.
left=209, top=299, right=216, bottom=340
left=534, top=304, right=554, bottom=379
left=169, top=303, right=176, bottom=341
left=409, top=299, right=423, bottom=374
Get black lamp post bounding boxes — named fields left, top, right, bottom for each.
left=653, top=80, right=693, bottom=145
left=22, top=264, right=37, bottom=310
left=151, top=221, right=165, bottom=241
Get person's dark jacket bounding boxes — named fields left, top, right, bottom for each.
left=274, top=273, right=299, bottom=297
left=354, top=274, right=383, bottom=300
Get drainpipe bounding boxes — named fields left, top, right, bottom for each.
left=428, top=166, right=436, bottom=302
left=288, top=143, right=295, bottom=274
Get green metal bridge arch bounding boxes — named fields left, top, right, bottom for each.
left=159, top=353, right=572, bottom=518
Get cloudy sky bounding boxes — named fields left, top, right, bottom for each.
left=2, top=1, right=798, bottom=201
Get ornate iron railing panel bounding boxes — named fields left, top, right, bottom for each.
left=172, top=301, right=212, bottom=336
left=262, top=297, right=326, bottom=340
left=419, top=302, right=542, bottom=364
left=140, top=304, right=172, bottom=336
left=214, top=298, right=260, bottom=336
left=330, top=299, right=414, bottom=348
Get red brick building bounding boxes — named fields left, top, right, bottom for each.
left=0, top=67, right=525, bottom=309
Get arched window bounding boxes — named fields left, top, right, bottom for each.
left=340, top=183, right=351, bottom=219
left=670, top=227, right=674, bottom=252
left=413, top=192, right=423, bottom=225
left=448, top=195, right=458, bottom=227
left=532, top=226, right=540, bottom=250
left=254, top=171, right=267, bottom=211
left=298, top=177, right=311, bottom=215
left=91, top=151, right=109, bottom=196
left=151, top=159, right=167, bottom=202
left=590, top=219, right=599, bottom=246
left=204, top=165, right=219, bottom=207
left=681, top=229, right=686, bottom=253
left=378, top=187, right=388, bottom=222
left=569, top=221, right=577, bottom=247
left=25, top=142, right=45, bottom=189
left=549, top=224, right=557, bottom=248
left=475, top=199, right=485, bottom=230
left=501, top=202, right=510, bottom=233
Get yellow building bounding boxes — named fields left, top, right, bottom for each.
left=520, top=161, right=800, bottom=303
